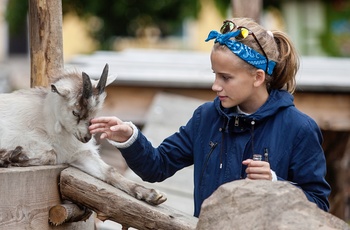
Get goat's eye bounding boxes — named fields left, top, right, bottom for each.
left=72, top=111, right=80, bottom=117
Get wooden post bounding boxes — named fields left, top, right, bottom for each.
left=231, top=0, right=263, bottom=23
left=29, top=0, right=63, bottom=87
left=59, top=167, right=198, bottom=230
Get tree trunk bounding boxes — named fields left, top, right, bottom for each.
left=231, top=0, right=263, bottom=23
left=28, top=0, right=63, bottom=87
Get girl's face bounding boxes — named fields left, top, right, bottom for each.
left=211, top=48, right=260, bottom=113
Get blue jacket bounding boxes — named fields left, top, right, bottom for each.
left=120, top=90, right=331, bottom=217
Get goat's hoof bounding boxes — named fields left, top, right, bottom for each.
left=9, top=146, right=29, bottom=163
left=0, top=161, right=9, bottom=168
left=146, top=189, right=167, bottom=205
left=0, top=150, right=9, bottom=167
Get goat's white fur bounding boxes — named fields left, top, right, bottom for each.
left=0, top=64, right=166, bottom=205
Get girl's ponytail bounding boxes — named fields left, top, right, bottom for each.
left=270, top=30, right=300, bottom=93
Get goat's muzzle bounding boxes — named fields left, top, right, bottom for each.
left=82, top=135, right=92, bottom=143
left=75, top=133, right=92, bottom=143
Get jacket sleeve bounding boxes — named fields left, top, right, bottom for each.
left=277, top=118, right=331, bottom=212
left=118, top=116, right=196, bottom=183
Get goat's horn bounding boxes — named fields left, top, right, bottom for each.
left=82, top=72, right=93, bottom=99
left=96, top=64, right=109, bottom=95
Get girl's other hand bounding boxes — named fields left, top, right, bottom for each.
left=242, top=159, right=272, bottom=180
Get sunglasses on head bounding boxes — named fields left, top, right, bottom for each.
left=220, top=20, right=269, bottom=73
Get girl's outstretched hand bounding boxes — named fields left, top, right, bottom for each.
left=89, top=116, right=133, bottom=143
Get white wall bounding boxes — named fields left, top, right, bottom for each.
left=282, top=0, right=326, bottom=56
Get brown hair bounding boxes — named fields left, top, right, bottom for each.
left=214, top=18, right=299, bottom=94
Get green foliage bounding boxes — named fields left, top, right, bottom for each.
left=320, top=1, right=350, bottom=57
left=213, top=0, right=230, bottom=17
left=5, top=0, right=28, bottom=35
left=5, top=0, right=201, bottom=49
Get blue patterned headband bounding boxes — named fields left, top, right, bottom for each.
left=205, top=30, right=276, bottom=75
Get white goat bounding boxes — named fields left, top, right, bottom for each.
left=0, top=64, right=166, bottom=205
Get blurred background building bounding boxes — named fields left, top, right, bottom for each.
left=1, top=0, right=350, bottom=62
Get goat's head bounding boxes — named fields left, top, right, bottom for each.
left=50, top=64, right=116, bottom=143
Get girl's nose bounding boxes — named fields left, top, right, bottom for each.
left=212, top=79, right=222, bottom=92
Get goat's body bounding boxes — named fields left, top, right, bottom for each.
left=0, top=66, right=166, bottom=205
left=1, top=89, right=53, bottom=163
left=0, top=88, right=93, bottom=165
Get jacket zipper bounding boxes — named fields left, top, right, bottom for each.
left=264, top=148, right=269, bottom=162
left=234, top=116, right=239, bottom=126
left=199, top=141, right=218, bottom=188
left=251, top=120, right=256, bottom=156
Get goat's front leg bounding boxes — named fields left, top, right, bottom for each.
left=70, top=153, right=167, bottom=205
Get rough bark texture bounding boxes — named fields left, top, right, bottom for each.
left=59, top=167, right=198, bottom=230
left=196, top=179, right=350, bottom=230
left=29, top=0, right=63, bottom=87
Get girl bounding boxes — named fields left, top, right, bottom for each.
left=89, top=18, right=330, bottom=217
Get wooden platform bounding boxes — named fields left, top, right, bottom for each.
left=0, top=165, right=94, bottom=230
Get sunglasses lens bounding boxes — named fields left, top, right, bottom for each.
left=220, top=21, right=235, bottom=34
left=236, top=28, right=250, bottom=39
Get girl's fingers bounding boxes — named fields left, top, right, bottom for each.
left=90, top=116, right=113, bottom=123
left=89, top=123, right=105, bottom=130
left=246, top=167, right=266, bottom=174
left=89, top=125, right=108, bottom=132
left=246, top=173, right=271, bottom=180
left=91, top=116, right=122, bottom=125
left=244, top=160, right=272, bottom=180
left=242, top=159, right=252, bottom=165
left=100, top=132, right=108, bottom=139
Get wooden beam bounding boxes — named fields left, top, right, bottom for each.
left=29, top=0, right=63, bottom=87
left=59, top=167, right=198, bottom=230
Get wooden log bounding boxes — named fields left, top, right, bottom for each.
left=49, top=203, right=93, bottom=226
left=29, top=0, right=64, bottom=87
left=59, top=167, right=198, bottom=230
left=0, top=165, right=94, bottom=230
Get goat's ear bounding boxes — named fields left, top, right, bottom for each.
left=82, top=72, right=93, bottom=99
left=51, top=84, right=63, bottom=96
left=106, top=74, right=117, bottom=86
left=96, top=63, right=109, bottom=95
left=91, top=74, right=117, bottom=88
left=51, top=84, right=70, bottom=98
left=91, top=64, right=117, bottom=92
left=51, top=85, right=58, bottom=93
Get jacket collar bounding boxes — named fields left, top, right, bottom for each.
left=215, top=89, right=294, bottom=130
